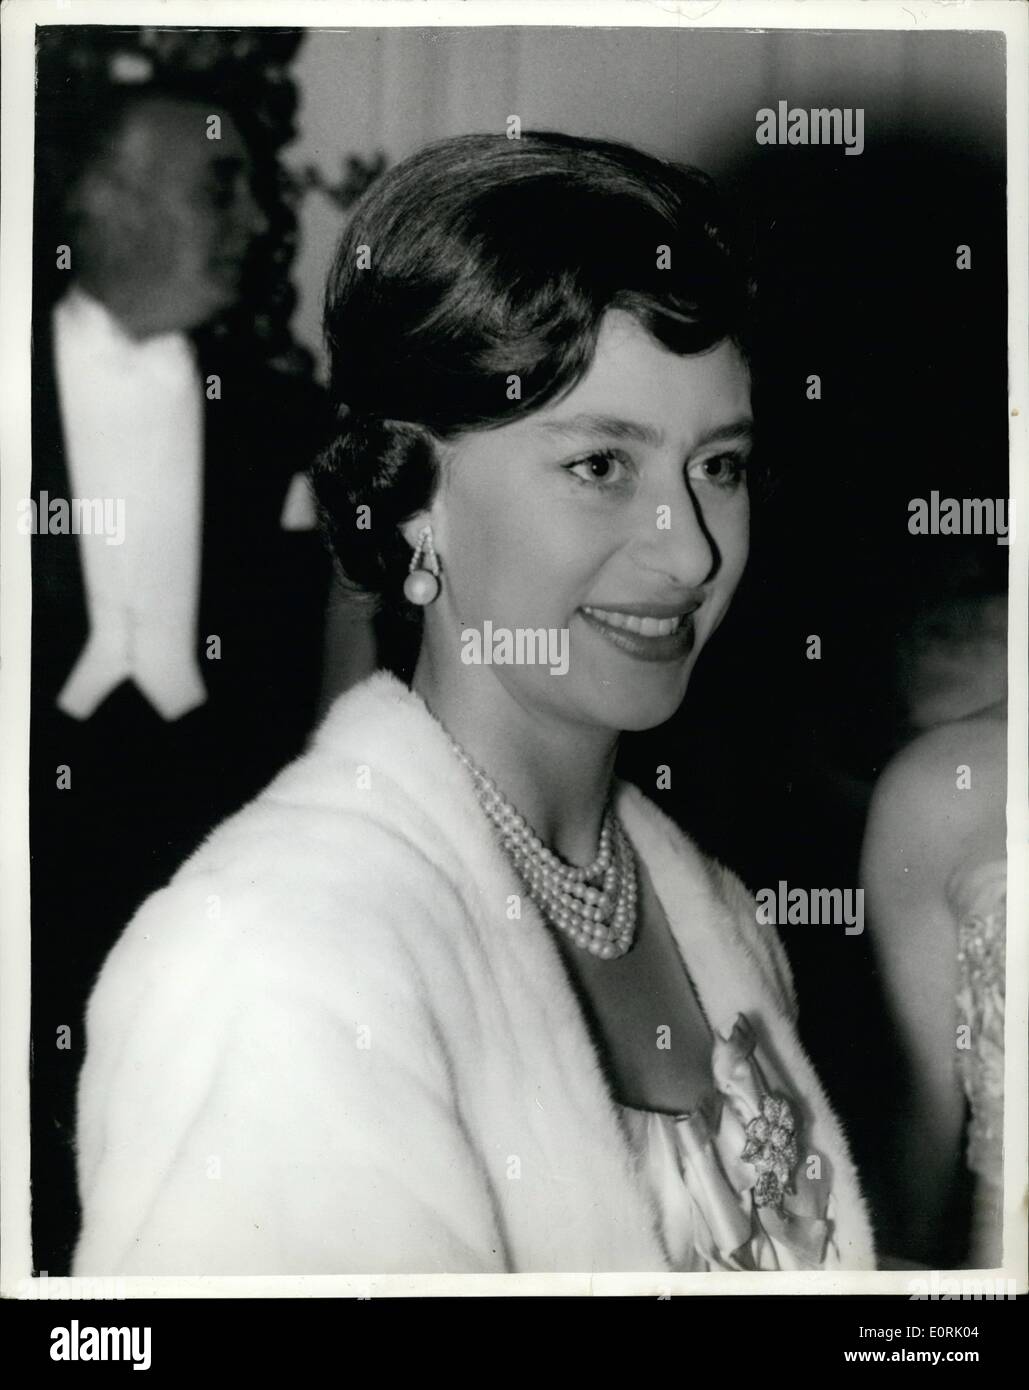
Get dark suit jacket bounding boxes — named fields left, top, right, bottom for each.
left=29, top=297, right=333, bottom=1272
left=31, top=308, right=332, bottom=786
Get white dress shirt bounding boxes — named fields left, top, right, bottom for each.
left=52, top=286, right=207, bottom=721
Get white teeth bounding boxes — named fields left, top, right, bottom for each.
left=583, top=606, right=683, bottom=637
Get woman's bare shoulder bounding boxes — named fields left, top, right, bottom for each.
left=862, top=708, right=1006, bottom=901
left=876, top=706, right=1004, bottom=792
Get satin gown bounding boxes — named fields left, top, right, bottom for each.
left=619, top=1013, right=843, bottom=1270
left=951, top=858, right=1006, bottom=1266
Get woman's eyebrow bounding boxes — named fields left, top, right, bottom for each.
left=536, top=414, right=754, bottom=448
left=695, top=418, right=754, bottom=447
left=537, top=414, right=665, bottom=446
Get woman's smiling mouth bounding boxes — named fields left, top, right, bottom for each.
left=579, top=604, right=699, bottom=662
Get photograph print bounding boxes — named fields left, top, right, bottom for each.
left=6, top=3, right=1023, bottom=1289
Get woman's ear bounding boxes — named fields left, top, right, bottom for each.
left=393, top=419, right=451, bottom=557
left=398, top=512, right=435, bottom=552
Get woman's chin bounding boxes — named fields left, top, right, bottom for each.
left=617, top=699, right=689, bottom=734
left=586, top=670, right=693, bottom=734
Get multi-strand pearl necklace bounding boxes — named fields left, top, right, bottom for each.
left=448, top=738, right=639, bottom=960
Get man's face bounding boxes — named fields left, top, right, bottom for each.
left=84, top=97, right=267, bottom=335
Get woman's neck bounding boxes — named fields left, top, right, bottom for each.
left=412, top=649, right=619, bottom=867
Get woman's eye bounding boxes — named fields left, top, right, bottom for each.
left=691, top=453, right=749, bottom=489
left=565, top=450, right=628, bottom=486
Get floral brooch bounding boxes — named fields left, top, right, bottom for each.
left=741, top=1094, right=799, bottom=1210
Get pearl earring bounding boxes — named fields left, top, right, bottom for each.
left=403, top=525, right=441, bottom=605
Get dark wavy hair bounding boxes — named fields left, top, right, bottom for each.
left=313, top=130, right=755, bottom=619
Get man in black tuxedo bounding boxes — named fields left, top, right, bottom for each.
left=29, top=85, right=357, bottom=1273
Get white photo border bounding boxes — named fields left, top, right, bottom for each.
left=2, top=0, right=1026, bottom=1300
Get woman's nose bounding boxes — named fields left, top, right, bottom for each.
left=627, top=485, right=719, bottom=589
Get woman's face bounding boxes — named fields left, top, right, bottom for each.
left=417, top=308, right=752, bottom=734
